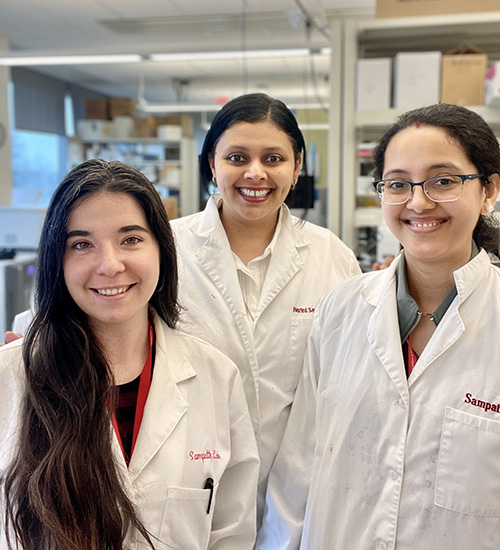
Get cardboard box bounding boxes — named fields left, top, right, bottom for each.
left=393, top=51, right=442, bottom=109
left=162, top=197, right=179, bottom=220
left=134, top=117, right=157, bottom=138
left=109, top=97, right=136, bottom=118
left=441, top=47, right=487, bottom=106
left=485, top=61, right=500, bottom=106
left=77, top=119, right=113, bottom=140
left=155, top=115, right=193, bottom=136
left=356, top=58, right=392, bottom=110
left=377, top=0, right=500, bottom=18
left=85, top=99, right=109, bottom=120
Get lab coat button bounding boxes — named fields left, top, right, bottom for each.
left=395, top=399, right=405, bottom=409
left=389, top=469, right=399, bottom=481
left=376, top=542, right=388, bottom=550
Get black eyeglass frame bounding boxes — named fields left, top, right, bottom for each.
left=372, top=173, right=484, bottom=205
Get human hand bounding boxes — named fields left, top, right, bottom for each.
left=1, top=331, right=22, bottom=346
left=372, top=256, right=395, bottom=271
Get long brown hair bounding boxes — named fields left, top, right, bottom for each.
left=2, top=159, right=179, bottom=549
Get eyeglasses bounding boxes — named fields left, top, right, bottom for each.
left=373, top=174, right=484, bottom=205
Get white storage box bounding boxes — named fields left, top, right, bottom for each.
left=485, top=62, right=500, bottom=107
left=112, top=116, right=134, bottom=138
left=393, top=51, right=442, bottom=109
left=157, top=124, right=182, bottom=141
left=77, top=119, right=113, bottom=140
left=356, top=58, right=392, bottom=110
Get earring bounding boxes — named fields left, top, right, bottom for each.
left=488, top=204, right=495, bottom=213
left=291, top=179, right=298, bottom=190
left=212, top=177, right=217, bottom=187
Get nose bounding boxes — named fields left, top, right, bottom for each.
left=244, top=159, right=266, bottom=181
left=96, top=244, right=125, bottom=277
left=406, top=185, right=436, bottom=212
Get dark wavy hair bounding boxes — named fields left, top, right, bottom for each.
left=200, top=92, right=307, bottom=182
left=2, top=159, right=179, bottom=549
left=373, top=103, right=500, bottom=254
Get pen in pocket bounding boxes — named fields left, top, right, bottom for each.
left=204, top=477, right=214, bottom=514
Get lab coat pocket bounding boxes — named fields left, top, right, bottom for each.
left=435, top=407, right=500, bottom=517
left=287, top=314, right=314, bottom=392
left=156, top=485, right=216, bottom=549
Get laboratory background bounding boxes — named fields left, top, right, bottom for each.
left=1, top=0, right=500, bottom=336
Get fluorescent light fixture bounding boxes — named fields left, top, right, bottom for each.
left=149, top=48, right=314, bottom=62
left=138, top=100, right=330, bottom=114
left=0, top=54, right=143, bottom=66
left=0, top=48, right=330, bottom=67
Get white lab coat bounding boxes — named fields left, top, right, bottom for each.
left=0, top=313, right=259, bottom=550
left=170, top=195, right=361, bottom=524
left=257, top=250, right=500, bottom=550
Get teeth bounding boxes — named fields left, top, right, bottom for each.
left=96, top=286, right=129, bottom=296
left=410, top=221, right=441, bottom=228
left=240, top=188, right=270, bottom=198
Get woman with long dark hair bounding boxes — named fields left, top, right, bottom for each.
left=0, top=159, right=259, bottom=550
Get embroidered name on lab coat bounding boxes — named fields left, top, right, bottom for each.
left=292, top=306, right=315, bottom=313
left=189, top=449, right=221, bottom=462
left=464, top=393, right=500, bottom=414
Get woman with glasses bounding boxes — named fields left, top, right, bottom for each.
left=256, top=103, right=500, bottom=550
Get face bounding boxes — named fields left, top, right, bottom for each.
left=63, top=192, right=160, bottom=333
left=209, top=120, right=301, bottom=228
left=381, top=125, right=499, bottom=271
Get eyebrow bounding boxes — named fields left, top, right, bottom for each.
left=66, top=225, right=150, bottom=238
left=217, top=145, right=288, bottom=153
left=384, top=163, right=462, bottom=178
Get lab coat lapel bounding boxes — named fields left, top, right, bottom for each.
left=408, top=252, right=489, bottom=381
left=192, top=198, right=248, bottom=320
left=256, top=209, right=306, bottom=319
left=363, top=258, right=410, bottom=403
left=127, top=322, right=193, bottom=482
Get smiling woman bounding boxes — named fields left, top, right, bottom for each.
left=257, top=104, right=500, bottom=550
left=0, top=159, right=259, bottom=550
left=170, top=93, right=361, bottom=528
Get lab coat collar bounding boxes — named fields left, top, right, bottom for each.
left=120, top=314, right=194, bottom=481
left=188, top=194, right=312, bottom=247
left=362, top=250, right=491, bottom=394
left=362, top=256, right=410, bottom=401
left=188, top=194, right=224, bottom=238
left=191, top=195, right=310, bottom=316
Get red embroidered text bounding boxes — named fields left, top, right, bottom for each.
left=189, top=449, right=221, bottom=462
left=464, top=393, right=500, bottom=414
left=293, top=306, right=315, bottom=313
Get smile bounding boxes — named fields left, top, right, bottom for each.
left=239, top=188, right=271, bottom=198
left=94, top=285, right=132, bottom=296
left=405, top=219, right=446, bottom=228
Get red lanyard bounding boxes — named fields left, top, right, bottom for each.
left=111, top=321, right=155, bottom=461
left=406, top=332, right=418, bottom=377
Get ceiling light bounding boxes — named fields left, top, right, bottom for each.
left=137, top=99, right=330, bottom=114
left=149, top=48, right=315, bottom=62
left=0, top=54, right=143, bottom=66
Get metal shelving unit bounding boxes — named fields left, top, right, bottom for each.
left=80, top=136, right=199, bottom=217
left=338, top=10, right=500, bottom=256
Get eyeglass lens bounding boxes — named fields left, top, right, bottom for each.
left=381, top=175, right=463, bottom=204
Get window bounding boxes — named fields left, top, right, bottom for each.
left=11, top=130, right=67, bottom=207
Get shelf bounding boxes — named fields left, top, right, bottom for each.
left=80, top=137, right=182, bottom=146
left=355, top=12, right=500, bottom=61
left=356, top=106, right=500, bottom=131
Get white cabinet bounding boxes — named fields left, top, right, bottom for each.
left=80, top=136, right=199, bottom=217
left=338, top=10, right=500, bottom=261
